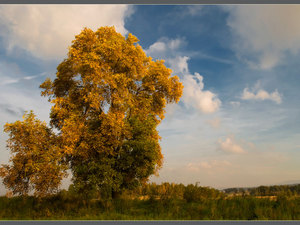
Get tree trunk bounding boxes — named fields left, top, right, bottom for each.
left=112, top=190, right=121, bottom=199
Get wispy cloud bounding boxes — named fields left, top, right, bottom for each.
left=0, top=103, right=25, bottom=117
left=1, top=72, right=47, bottom=86
left=187, top=160, right=232, bottom=172
left=1, top=79, right=19, bottom=85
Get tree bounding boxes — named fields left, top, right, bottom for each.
left=0, top=111, right=67, bottom=197
left=40, top=26, right=183, bottom=197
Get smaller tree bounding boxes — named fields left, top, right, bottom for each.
left=0, top=111, right=67, bottom=197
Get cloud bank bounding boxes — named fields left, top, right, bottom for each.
left=0, top=5, right=133, bottom=60
left=226, top=5, right=300, bottom=69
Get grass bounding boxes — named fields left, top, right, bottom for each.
left=0, top=194, right=300, bottom=220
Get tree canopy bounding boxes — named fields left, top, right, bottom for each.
left=0, top=112, right=67, bottom=197
left=1, top=26, right=183, bottom=197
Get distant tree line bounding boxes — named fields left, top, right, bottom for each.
left=65, top=182, right=225, bottom=202
left=223, top=184, right=300, bottom=197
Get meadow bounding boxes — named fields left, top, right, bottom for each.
left=1, top=183, right=300, bottom=220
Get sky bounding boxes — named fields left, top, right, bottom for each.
left=0, top=5, right=300, bottom=193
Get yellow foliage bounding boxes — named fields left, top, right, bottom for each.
left=0, top=111, right=67, bottom=197
left=33, top=26, right=184, bottom=194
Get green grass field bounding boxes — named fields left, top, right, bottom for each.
left=1, top=193, right=300, bottom=220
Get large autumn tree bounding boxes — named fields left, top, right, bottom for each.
left=40, top=26, right=183, bottom=196
left=1, top=26, right=183, bottom=197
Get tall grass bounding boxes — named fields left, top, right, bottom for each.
left=1, top=195, right=300, bottom=220
left=1, top=183, right=300, bottom=220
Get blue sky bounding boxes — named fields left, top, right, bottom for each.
left=0, top=5, right=300, bottom=193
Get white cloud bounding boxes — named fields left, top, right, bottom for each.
left=218, top=135, right=246, bottom=154
left=182, top=72, right=221, bottom=114
left=226, top=5, right=300, bottom=69
left=146, top=38, right=221, bottom=114
left=0, top=5, right=133, bottom=60
left=146, top=37, right=186, bottom=60
left=241, top=84, right=282, bottom=104
left=168, top=56, right=189, bottom=74
left=168, top=38, right=183, bottom=50
left=146, top=42, right=167, bottom=55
